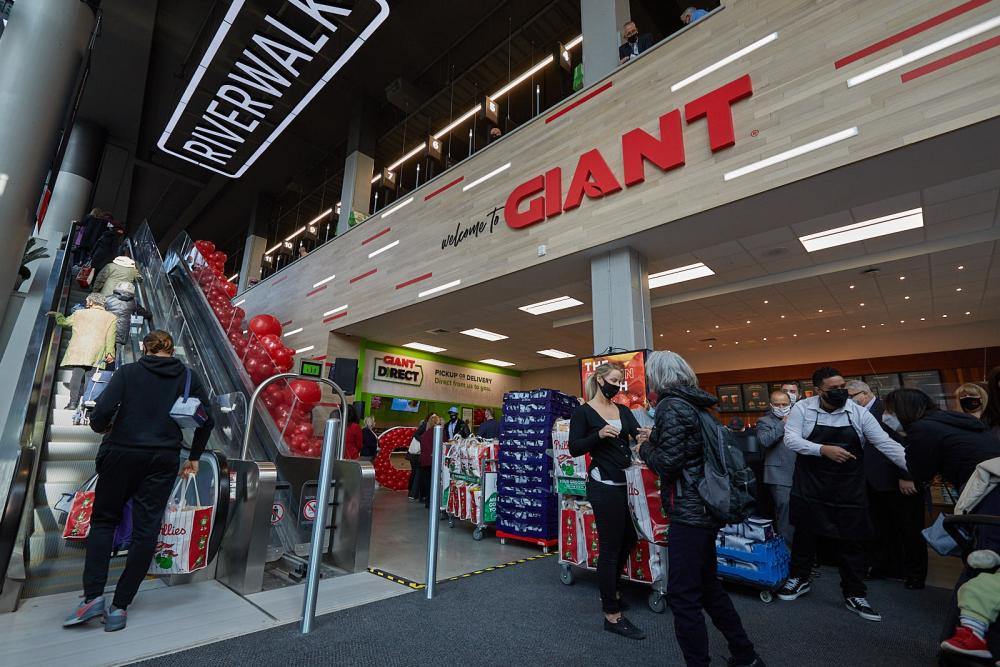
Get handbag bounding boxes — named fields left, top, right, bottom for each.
left=77, top=264, right=95, bottom=288
left=408, top=437, right=421, bottom=456
left=170, top=367, right=209, bottom=429
left=82, top=367, right=113, bottom=408
left=62, top=475, right=99, bottom=540
left=149, top=477, right=214, bottom=575
left=922, top=512, right=961, bottom=557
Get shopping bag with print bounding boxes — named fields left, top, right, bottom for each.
left=626, top=463, right=670, bottom=545
left=149, top=477, right=213, bottom=575
left=62, top=475, right=99, bottom=540
left=77, top=264, right=95, bottom=289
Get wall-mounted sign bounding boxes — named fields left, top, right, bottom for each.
left=504, top=75, right=753, bottom=230
left=579, top=351, right=648, bottom=410
left=717, top=385, right=743, bottom=413
left=373, top=354, right=424, bottom=387
left=440, top=205, right=503, bottom=251
left=741, top=383, right=769, bottom=411
left=157, top=0, right=390, bottom=178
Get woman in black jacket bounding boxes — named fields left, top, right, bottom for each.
left=640, top=351, right=761, bottom=667
left=569, top=362, right=648, bottom=640
left=64, top=330, right=214, bottom=633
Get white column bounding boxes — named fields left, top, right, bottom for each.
left=580, top=0, right=631, bottom=87
left=336, top=150, right=374, bottom=236
left=590, top=246, right=653, bottom=354
left=40, top=120, right=106, bottom=238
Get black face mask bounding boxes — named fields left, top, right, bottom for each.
left=824, top=387, right=849, bottom=408
left=627, top=33, right=638, bottom=44
left=599, top=379, right=621, bottom=400
left=960, top=396, right=983, bottom=412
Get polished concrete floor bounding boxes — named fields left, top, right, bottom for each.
left=367, top=486, right=539, bottom=582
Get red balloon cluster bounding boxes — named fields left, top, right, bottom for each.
left=372, top=427, right=417, bottom=491
left=192, top=238, right=326, bottom=458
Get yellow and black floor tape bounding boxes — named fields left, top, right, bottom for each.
left=368, top=552, right=554, bottom=590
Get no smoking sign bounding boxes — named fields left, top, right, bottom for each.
left=271, top=502, right=285, bottom=525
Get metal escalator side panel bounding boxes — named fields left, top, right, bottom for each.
left=215, top=459, right=277, bottom=596
left=329, top=459, right=376, bottom=573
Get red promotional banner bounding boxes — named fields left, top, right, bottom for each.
left=579, top=350, right=648, bottom=410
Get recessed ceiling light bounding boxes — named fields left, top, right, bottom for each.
left=849, top=285, right=855, bottom=289
left=965, top=311, right=972, bottom=315
left=404, top=342, right=447, bottom=353
left=780, top=314, right=786, bottom=319
left=956, top=287, right=962, bottom=292
left=798, top=208, right=923, bottom=252
left=958, top=265, right=965, bottom=270
left=763, top=300, right=769, bottom=304
left=942, top=314, right=948, bottom=318
left=659, top=333, right=664, bottom=337
left=825, top=329, right=831, bottom=333
left=762, top=337, right=767, bottom=341
left=479, top=358, right=515, bottom=367
left=715, top=325, right=720, bottom=329
left=899, top=320, right=905, bottom=323
left=709, top=344, right=714, bottom=348
left=685, top=329, right=691, bottom=333
left=519, top=296, right=584, bottom=315
left=899, top=275, right=906, bottom=280
left=746, top=320, right=751, bottom=324
left=859, top=302, right=865, bottom=307
left=861, top=325, right=867, bottom=328
left=537, top=349, right=574, bottom=359
left=735, top=341, right=740, bottom=345
left=881, top=323, right=885, bottom=326
left=920, top=317, right=926, bottom=321
left=460, top=328, right=508, bottom=342
left=648, top=262, right=715, bottom=289
left=793, top=333, right=798, bottom=337
left=904, top=296, right=910, bottom=300
left=818, top=309, right=824, bottom=313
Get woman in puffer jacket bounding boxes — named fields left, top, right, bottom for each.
left=639, top=351, right=762, bottom=667
left=103, top=282, right=153, bottom=347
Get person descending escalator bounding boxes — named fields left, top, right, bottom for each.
left=63, top=330, right=214, bottom=633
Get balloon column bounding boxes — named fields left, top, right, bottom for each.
left=191, top=239, right=325, bottom=458
left=372, top=427, right=417, bottom=490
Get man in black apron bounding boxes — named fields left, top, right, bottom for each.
left=776, top=367, right=908, bottom=622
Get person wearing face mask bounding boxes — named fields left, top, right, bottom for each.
left=780, top=382, right=800, bottom=405
left=846, top=380, right=926, bottom=589
left=618, top=21, right=653, bottom=64
left=445, top=406, right=470, bottom=440
left=777, top=367, right=908, bottom=622
left=955, top=383, right=988, bottom=420
left=756, top=390, right=796, bottom=545
left=569, top=362, right=649, bottom=640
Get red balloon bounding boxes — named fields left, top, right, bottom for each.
left=248, top=314, right=282, bottom=338
left=224, top=281, right=238, bottom=297
left=208, top=250, right=228, bottom=266
left=232, top=306, right=246, bottom=324
left=289, top=380, right=322, bottom=408
left=290, top=422, right=313, bottom=440
left=260, top=334, right=282, bottom=353
left=272, top=345, right=292, bottom=366
left=195, top=240, right=216, bottom=255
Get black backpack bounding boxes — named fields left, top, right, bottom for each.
left=675, top=400, right=756, bottom=524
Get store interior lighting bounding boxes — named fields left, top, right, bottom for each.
left=367, top=240, right=400, bottom=258
left=519, top=296, right=584, bottom=315
left=313, top=274, right=336, bottom=288
left=723, top=127, right=859, bottom=181
left=380, top=196, right=414, bottom=219
left=537, top=349, right=575, bottom=359
left=283, top=327, right=303, bottom=337
left=417, top=279, right=461, bottom=298
left=671, top=32, right=778, bottom=92
left=227, top=273, right=238, bottom=282
left=404, top=342, right=447, bottom=353
left=798, top=208, right=924, bottom=252
left=294, top=345, right=315, bottom=354
left=479, top=358, right=515, bottom=367
left=323, top=304, right=348, bottom=317
left=460, top=328, right=509, bottom=341
left=648, top=262, right=715, bottom=289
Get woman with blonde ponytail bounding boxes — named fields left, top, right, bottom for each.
left=569, top=362, right=650, bottom=640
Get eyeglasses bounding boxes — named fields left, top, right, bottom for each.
left=848, top=391, right=867, bottom=399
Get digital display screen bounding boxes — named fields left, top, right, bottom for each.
left=299, top=360, right=323, bottom=378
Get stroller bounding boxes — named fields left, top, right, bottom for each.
left=941, top=461, right=1000, bottom=666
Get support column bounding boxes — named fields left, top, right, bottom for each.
left=238, top=193, right=274, bottom=293
left=39, top=120, right=106, bottom=238
left=336, top=98, right=377, bottom=237
left=590, top=246, right=653, bottom=354
left=0, top=0, right=95, bottom=318
left=580, top=0, right=631, bottom=87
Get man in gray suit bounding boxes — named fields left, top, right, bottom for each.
left=756, top=390, right=796, bottom=544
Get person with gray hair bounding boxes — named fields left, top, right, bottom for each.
left=47, top=292, right=117, bottom=410
left=640, top=351, right=761, bottom=667
left=104, top=281, right=153, bottom=349
left=756, top=390, right=795, bottom=544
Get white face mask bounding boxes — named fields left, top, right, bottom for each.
left=785, top=391, right=798, bottom=404
left=771, top=405, right=791, bottom=418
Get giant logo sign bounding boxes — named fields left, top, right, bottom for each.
left=373, top=355, right=424, bottom=387
left=504, top=75, right=753, bottom=229
left=157, top=0, right=390, bottom=178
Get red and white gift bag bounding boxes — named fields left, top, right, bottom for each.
left=628, top=539, right=663, bottom=583
left=149, top=477, right=213, bottom=575
left=560, top=505, right=587, bottom=564
left=626, top=463, right=670, bottom=545
left=582, top=508, right=600, bottom=568
left=62, top=476, right=99, bottom=540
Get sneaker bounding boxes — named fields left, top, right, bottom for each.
left=941, top=626, right=991, bottom=658
left=63, top=596, right=105, bottom=627
left=777, top=577, right=810, bottom=601
left=845, top=597, right=882, bottom=622
left=604, top=615, right=645, bottom=640
left=728, top=657, right=766, bottom=667
left=104, top=605, right=127, bottom=632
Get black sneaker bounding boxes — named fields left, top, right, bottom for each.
left=845, top=597, right=882, bottom=621
left=604, top=615, right=645, bottom=640
left=728, top=657, right=766, bottom=667
left=777, top=577, right=810, bottom=601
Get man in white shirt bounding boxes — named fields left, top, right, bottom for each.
left=776, top=367, right=908, bottom=623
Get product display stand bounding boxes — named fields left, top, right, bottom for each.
left=440, top=436, right=498, bottom=541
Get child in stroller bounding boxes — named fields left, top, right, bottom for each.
left=941, top=550, right=1000, bottom=662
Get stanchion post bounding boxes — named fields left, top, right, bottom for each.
left=300, top=417, right=341, bottom=634
left=425, top=424, right=444, bottom=599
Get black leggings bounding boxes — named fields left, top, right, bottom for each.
left=586, top=479, right=636, bottom=614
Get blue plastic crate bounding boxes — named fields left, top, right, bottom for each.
left=498, top=461, right=550, bottom=476
left=497, top=482, right=553, bottom=498
left=499, top=449, right=549, bottom=466
left=498, top=494, right=559, bottom=512
left=715, top=538, right=789, bottom=589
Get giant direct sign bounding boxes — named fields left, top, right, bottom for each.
left=365, top=351, right=520, bottom=406
left=157, top=0, right=390, bottom=178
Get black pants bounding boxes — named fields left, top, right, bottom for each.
left=419, top=465, right=432, bottom=506
left=66, top=365, right=92, bottom=408
left=83, top=447, right=179, bottom=608
left=407, top=454, right=420, bottom=498
left=586, top=480, right=636, bottom=615
left=790, top=527, right=866, bottom=598
left=667, top=522, right=756, bottom=667
left=867, top=485, right=928, bottom=583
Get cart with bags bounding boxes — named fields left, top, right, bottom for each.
left=440, top=435, right=499, bottom=541
left=715, top=519, right=789, bottom=603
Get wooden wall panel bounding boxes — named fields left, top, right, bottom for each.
left=236, top=0, right=1000, bottom=365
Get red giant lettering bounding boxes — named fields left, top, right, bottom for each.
left=621, top=108, right=685, bottom=186
left=563, top=149, right=622, bottom=212
left=504, top=175, right=545, bottom=229
left=684, top=74, right=753, bottom=152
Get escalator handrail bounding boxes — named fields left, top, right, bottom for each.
left=0, top=238, right=74, bottom=594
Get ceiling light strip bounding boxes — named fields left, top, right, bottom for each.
left=233, top=299, right=246, bottom=307
left=283, top=327, right=303, bottom=337
left=537, top=349, right=575, bottom=359
left=323, top=304, right=348, bottom=317
left=360, top=227, right=391, bottom=245
left=462, top=163, right=511, bottom=191
left=491, top=55, right=554, bottom=99
left=648, top=262, right=715, bottom=288
left=286, top=226, right=306, bottom=241
left=349, top=268, right=378, bottom=283
left=418, top=279, right=461, bottom=298
left=265, top=242, right=282, bottom=254
left=846, top=15, right=1000, bottom=87
left=519, top=296, right=584, bottom=315
left=565, top=34, right=584, bottom=50
left=306, top=284, right=328, bottom=298
left=900, top=33, right=1000, bottom=82
left=835, top=0, right=991, bottom=68
left=433, top=106, right=483, bottom=141
left=227, top=274, right=238, bottom=282
left=396, top=272, right=433, bottom=289
left=367, top=239, right=399, bottom=258
left=723, top=127, right=858, bottom=181
left=294, top=345, right=315, bottom=354
left=670, top=32, right=777, bottom=92
left=380, top=196, right=414, bottom=219
left=424, top=176, right=465, bottom=201
left=479, top=358, right=515, bottom=367
left=460, top=328, right=508, bottom=341
left=313, top=274, right=336, bottom=288
left=545, top=81, right=613, bottom=124
left=799, top=208, right=924, bottom=252
left=389, top=143, right=427, bottom=172
left=404, top=342, right=447, bottom=353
